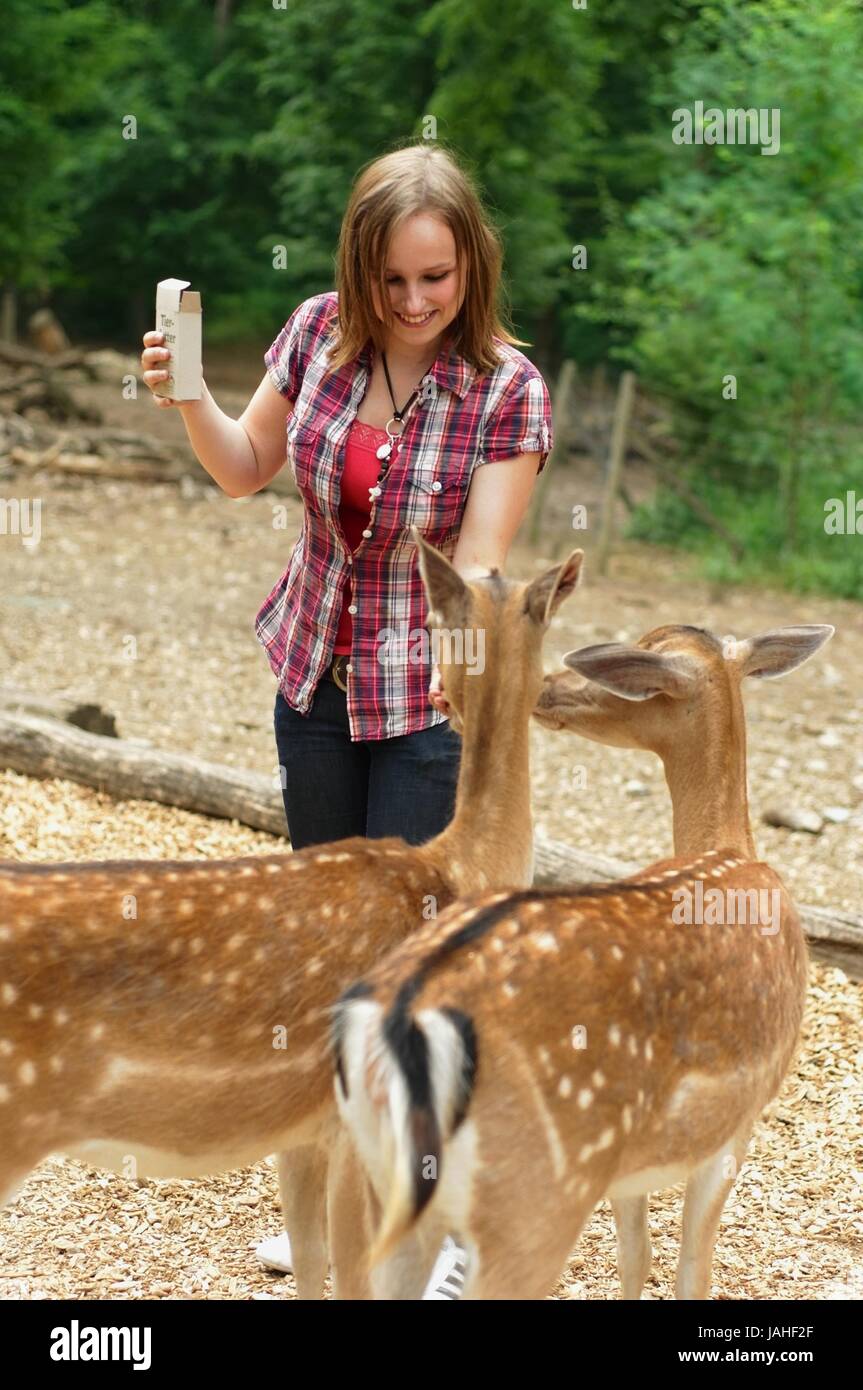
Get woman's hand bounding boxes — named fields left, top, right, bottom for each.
left=141, top=330, right=177, bottom=407
left=429, top=661, right=451, bottom=716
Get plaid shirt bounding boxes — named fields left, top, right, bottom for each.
left=254, top=290, right=553, bottom=741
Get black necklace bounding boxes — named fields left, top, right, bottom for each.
left=374, top=350, right=434, bottom=464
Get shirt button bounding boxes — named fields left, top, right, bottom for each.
left=345, top=664, right=353, bottom=674
left=368, top=486, right=382, bottom=499
left=348, top=604, right=357, bottom=615
left=362, top=528, right=372, bottom=539
left=346, top=555, right=353, bottom=565
left=431, top=480, right=442, bottom=492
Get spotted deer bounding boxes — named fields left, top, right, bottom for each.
left=333, top=622, right=834, bottom=1299
left=0, top=530, right=583, bottom=1299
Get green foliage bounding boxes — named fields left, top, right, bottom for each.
left=0, top=0, right=860, bottom=598
left=629, top=461, right=863, bottom=598
left=0, top=0, right=117, bottom=290
left=590, top=0, right=863, bottom=568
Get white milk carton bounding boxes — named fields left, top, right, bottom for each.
left=154, top=278, right=202, bottom=399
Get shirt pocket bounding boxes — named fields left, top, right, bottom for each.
left=404, top=462, right=473, bottom=540
left=287, top=419, right=326, bottom=502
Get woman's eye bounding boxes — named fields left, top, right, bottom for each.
left=386, top=273, right=449, bottom=284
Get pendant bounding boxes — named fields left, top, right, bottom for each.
left=376, top=442, right=392, bottom=461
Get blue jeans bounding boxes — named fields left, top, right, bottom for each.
left=274, top=678, right=462, bottom=849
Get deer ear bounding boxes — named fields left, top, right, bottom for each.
left=561, top=643, right=696, bottom=701
left=734, top=625, right=835, bottom=680
left=524, top=550, right=584, bottom=626
left=412, top=527, right=470, bottom=627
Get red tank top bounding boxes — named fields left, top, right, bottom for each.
left=332, top=419, right=389, bottom=653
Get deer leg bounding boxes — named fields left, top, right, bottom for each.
left=461, top=1193, right=599, bottom=1301
left=611, top=1196, right=651, bottom=1299
left=675, top=1124, right=752, bottom=1300
left=0, top=1168, right=30, bottom=1210
left=276, top=1145, right=328, bottom=1300
left=370, top=1226, right=444, bottom=1300
left=327, top=1132, right=374, bottom=1300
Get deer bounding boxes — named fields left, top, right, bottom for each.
left=333, top=621, right=835, bottom=1299
left=0, top=529, right=583, bottom=1300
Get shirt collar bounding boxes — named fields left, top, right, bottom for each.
left=358, top=332, right=478, bottom=401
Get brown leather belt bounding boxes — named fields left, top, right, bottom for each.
left=327, top=654, right=350, bottom=691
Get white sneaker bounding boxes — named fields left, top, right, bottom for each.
left=422, top=1236, right=468, bottom=1299
left=256, top=1231, right=294, bottom=1273
left=256, top=1228, right=468, bottom=1296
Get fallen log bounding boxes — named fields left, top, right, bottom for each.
left=4, top=429, right=298, bottom=496
left=0, top=711, right=286, bottom=837
left=9, top=446, right=190, bottom=485
left=1, top=707, right=859, bottom=977
left=0, top=343, right=91, bottom=371
left=0, top=687, right=118, bottom=737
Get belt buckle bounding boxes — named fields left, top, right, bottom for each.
left=331, top=655, right=349, bottom=692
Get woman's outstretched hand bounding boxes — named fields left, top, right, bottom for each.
left=141, top=330, right=177, bottom=407
left=429, top=661, right=451, bottom=716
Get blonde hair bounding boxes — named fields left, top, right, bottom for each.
left=327, top=141, right=529, bottom=376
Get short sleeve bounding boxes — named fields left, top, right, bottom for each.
left=479, top=373, right=554, bottom=474
left=264, top=298, right=314, bottom=402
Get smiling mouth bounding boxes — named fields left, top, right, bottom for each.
left=396, top=310, right=436, bottom=325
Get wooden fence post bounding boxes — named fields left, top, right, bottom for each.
left=596, top=369, right=636, bottom=575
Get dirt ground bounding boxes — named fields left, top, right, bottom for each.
left=0, top=367, right=861, bottom=1300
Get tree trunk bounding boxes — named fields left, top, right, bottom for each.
left=1, top=282, right=17, bottom=345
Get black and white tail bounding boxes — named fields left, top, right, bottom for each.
left=332, top=984, right=477, bottom=1263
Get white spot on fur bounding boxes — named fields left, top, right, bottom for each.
left=534, top=933, right=559, bottom=953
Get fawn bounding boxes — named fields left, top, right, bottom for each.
left=333, top=621, right=834, bottom=1298
left=0, top=530, right=582, bottom=1298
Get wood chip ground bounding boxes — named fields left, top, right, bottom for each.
left=1, top=429, right=860, bottom=1299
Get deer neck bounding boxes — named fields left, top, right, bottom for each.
left=661, top=693, right=756, bottom=860
left=422, top=671, right=536, bottom=894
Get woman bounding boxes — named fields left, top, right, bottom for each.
left=141, top=141, right=553, bottom=1297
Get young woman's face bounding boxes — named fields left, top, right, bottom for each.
left=371, top=212, right=464, bottom=350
